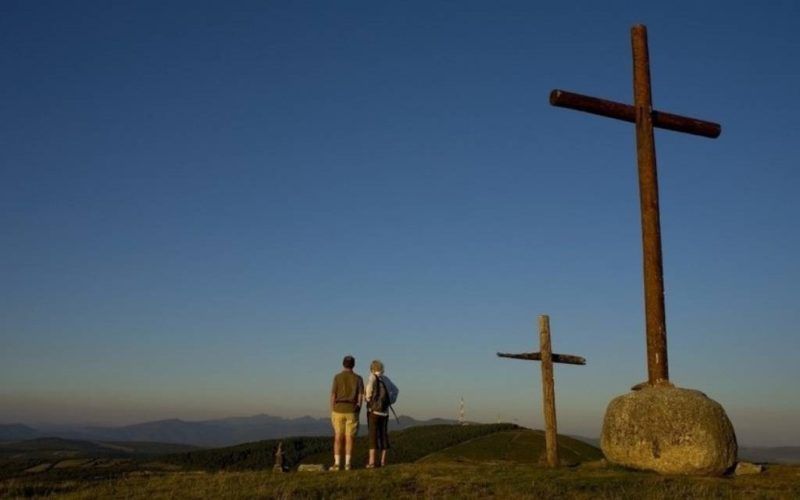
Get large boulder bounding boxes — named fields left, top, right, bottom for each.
left=601, top=385, right=737, bottom=475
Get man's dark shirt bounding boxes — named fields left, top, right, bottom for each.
left=331, top=370, right=364, bottom=413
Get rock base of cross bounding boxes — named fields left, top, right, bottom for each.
left=600, top=385, right=737, bottom=475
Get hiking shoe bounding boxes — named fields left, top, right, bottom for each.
left=365, top=463, right=376, bottom=469
left=344, top=464, right=352, bottom=470
left=328, top=465, right=341, bottom=471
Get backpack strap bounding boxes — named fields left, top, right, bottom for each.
left=378, top=377, right=391, bottom=410
left=368, top=375, right=388, bottom=413
left=378, top=377, right=400, bottom=424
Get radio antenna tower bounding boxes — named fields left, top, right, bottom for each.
left=458, top=397, right=466, bottom=425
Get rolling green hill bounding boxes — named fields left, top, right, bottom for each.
left=162, top=423, right=523, bottom=471
left=161, top=435, right=331, bottom=471
left=159, top=423, right=602, bottom=471
left=298, top=423, right=524, bottom=467
left=4, top=425, right=533, bottom=484
left=418, top=429, right=603, bottom=465
left=0, top=424, right=531, bottom=490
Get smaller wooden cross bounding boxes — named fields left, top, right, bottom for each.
left=498, top=315, right=586, bottom=467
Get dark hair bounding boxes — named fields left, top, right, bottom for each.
left=342, top=355, right=355, bottom=369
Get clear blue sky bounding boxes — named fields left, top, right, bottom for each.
left=1, top=1, right=798, bottom=446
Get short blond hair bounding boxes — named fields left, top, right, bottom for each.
left=370, top=359, right=384, bottom=373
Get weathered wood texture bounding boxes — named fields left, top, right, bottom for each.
left=539, top=316, right=559, bottom=468
left=497, top=314, right=586, bottom=467
left=496, top=352, right=586, bottom=365
left=549, top=24, right=720, bottom=386
left=549, top=90, right=721, bottom=139
left=497, top=315, right=586, bottom=468
left=632, top=25, right=669, bottom=385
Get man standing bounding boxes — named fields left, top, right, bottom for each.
left=330, top=355, right=364, bottom=470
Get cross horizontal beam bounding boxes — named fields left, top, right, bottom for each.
left=497, top=351, right=586, bottom=365
left=550, top=89, right=721, bottom=139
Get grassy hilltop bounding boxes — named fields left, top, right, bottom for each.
left=32, top=462, right=800, bottom=499
left=1, top=424, right=798, bottom=499
left=158, top=423, right=601, bottom=471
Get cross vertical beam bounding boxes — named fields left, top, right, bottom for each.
left=538, top=315, right=558, bottom=467
left=632, top=25, right=668, bottom=384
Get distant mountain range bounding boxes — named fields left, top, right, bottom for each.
left=0, top=414, right=457, bottom=448
left=0, top=424, right=39, bottom=442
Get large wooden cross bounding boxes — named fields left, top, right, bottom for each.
left=549, top=25, right=721, bottom=386
left=497, top=315, right=585, bottom=467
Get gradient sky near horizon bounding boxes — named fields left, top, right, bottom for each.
left=2, top=1, right=798, bottom=446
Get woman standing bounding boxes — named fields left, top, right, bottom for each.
left=365, top=359, right=399, bottom=468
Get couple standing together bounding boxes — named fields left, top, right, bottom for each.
left=330, top=355, right=399, bottom=470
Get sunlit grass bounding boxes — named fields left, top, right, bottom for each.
left=3, top=463, right=799, bottom=499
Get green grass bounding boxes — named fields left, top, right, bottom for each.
left=161, top=435, right=332, bottom=471
left=298, top=423, right=520, bottom=467
left=161, top=423, right=520, bottom=471
left=419, top=429, right=603, bottom=465
left=3, top=462, right=799, bottom=499
left=4, top=425, right=796, bottom=498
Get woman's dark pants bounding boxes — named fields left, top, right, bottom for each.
left=368, top=412, right=390, bottom=450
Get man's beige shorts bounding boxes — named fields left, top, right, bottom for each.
left=331, top=411, right=359, bottom=437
